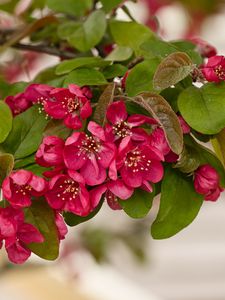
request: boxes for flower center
[57,179,79,201]
[67,97,81,113]
[79,135,101,159]
[214,65,225,80]
[113,121,131,138]
[15,184,32,196]
[125,150,151,173]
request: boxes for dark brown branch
[128,56,144,69]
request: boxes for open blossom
[194,164,224,201]
[115,137,164,189]
[2,170,47,208]
[201,55,225,82]
[5,92,32,116]
[64,121,116,185]
[55,212,68,240]
[24,83,53,104]
[105,101,156,145]
[44,84,92,129]
[45,171,91,216]
[0,207,44,264]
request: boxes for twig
[128,56,144,69]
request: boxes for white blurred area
[1,1,225,300]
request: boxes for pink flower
[24,83,53,104]
[2,170,47,208]
[90,179,134,211]
[190,38,217,58]
[45,171,91,216]
[64,121,116,185]
[36,136,65,167]
[116,137,164,189]
[44,84,92,129]
[194,164,224,201]
[121,71,129,89]
[0,206,44,264]
[149,128,170,156]
[201,55,225,82]
[178,116,191,134]
[55,212,68,240]
[81,86,93,99]
[5,92,32,116]
[105,101,156,144]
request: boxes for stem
[11,43,77,59]
[128,56,144,69]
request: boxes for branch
[12,43,77,59]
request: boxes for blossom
[201,55,225,82]
[149,128,170,156]
[45,171,91,216]
[190,38,217,58]
[194,164,224,201]
[24,83,53,104]
[105,101,156,144]
[36,136,65,167]
[55,212,68,240]
[2,170,47,208]
[5,92,32,116]
[64,121,116,185]
[0,206,44,264]
[44,84,92,129]
[178,116,191,134]
[116,137,164,189]
[90,179,134,211]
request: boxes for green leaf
[64,68,107,86]
[47,0,92,16]
[0,153,14,185]
[141,39,179,58]
[0,81,28,99]
[0,101,13,143]
[119,188,155,219]
[100,0,123,12]
[105,46,133,62]
[68,10,107,52]
[178,82,225,134]
[56,57,108,75]
[185,135,225,187]
[211,129,225,166]
[151,167,203,239]
[43,119,71,139]
[109,20,154,54]
[126,58,160,96]
[25,199,59,260]
[93,83,115,125]
[64,199,103,226]
[57,21,81,39]
[133,93,183,155]
[2,106,48,159]
[153,52,194,91]
[14,154,35,169]
[174,145,200,173]
[102,64,128,79]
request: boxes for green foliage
[0,153,14,185]
[67,10,107,52]
[126,58,160,96]
[0,101,13,143]
[109,20,154,54]
[151,166,203,239]
[119,187,155,218]
[211,129,225,166]
[2,106,48,159]
[64,68,107,86]
[178,82,225,134]
[100,0,123,12]
[56,57,109,75]
[25,199,59,260]
[105,46,133,62]
[102,64,128,79]
[46,0,93,16]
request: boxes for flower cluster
[1,82,224,264]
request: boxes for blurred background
[0,1,225,300]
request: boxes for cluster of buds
[1,82,223,264]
